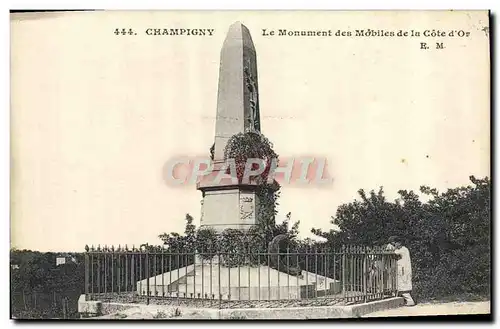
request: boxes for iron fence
[84,245,398,308]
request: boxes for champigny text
[145,28,215,36]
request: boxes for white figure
[387,236,416,306]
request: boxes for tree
[312,176,491,300]
[158,213,197,253]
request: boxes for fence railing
[84,245,398,308]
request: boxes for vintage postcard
[10,10,491,320]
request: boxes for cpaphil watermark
[162,156,333,187]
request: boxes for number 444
[114,28,137,36]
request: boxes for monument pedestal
[196,159,264,233]
[136,257,341,301]
[198,185,260,233]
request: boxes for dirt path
[363,301,490,317]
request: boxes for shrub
[195,227,218,260]
[218,229,248,267]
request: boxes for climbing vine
[223,131,282,249]
[191,132,284,266]
[223,131,278,184]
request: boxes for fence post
[381,248,385,298]
[117,246,121,295]
[154,248,158,298]
[22,290,27,310]
[145,245,150,305]
[363,246,367,303]
[305,246,309,300]
[314,247,318,299]
[84,246,89,301]
[162,245,165,298]
[104,246,108,295]
[62,297,67,319]
[90,246,95,299]
[111,246,114,296]
[392,253,398,297]
[341,245,346,302]
[218,250,222,309]
[97,246,101,296]
[286,246,290,300]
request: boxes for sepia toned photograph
[9,10,491,320]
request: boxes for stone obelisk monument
[137,23,340,298]
[197,22,262,233]
[213,21,261,160]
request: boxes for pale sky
[10,11,490,252]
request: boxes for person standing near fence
[386,236,416,306]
